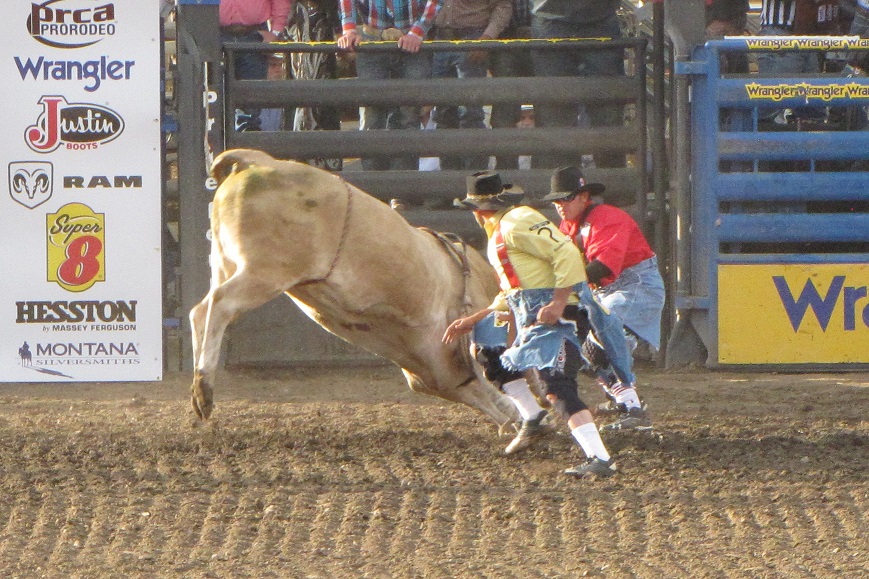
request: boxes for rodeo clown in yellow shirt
[443,172,635,479]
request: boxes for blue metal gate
[670,37,869,369]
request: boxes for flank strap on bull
[297,179,354,286]
[418,227,478,387]
[418,228,473,317]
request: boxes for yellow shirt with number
[484,206,587,311]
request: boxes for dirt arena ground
[0,364,866,578]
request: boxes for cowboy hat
[540,166,606,202]
[454,171,525,210]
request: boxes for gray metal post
[664,0,709,366]
[175,0,221,371]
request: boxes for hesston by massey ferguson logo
[25,95,124,153]
[27,0,117,49]
[47,202,105,292]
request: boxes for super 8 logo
[46,202,105,292]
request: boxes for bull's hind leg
[190,270,285,419]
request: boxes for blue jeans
[530,14,625,168]
[577,281,636,386]
[431,27,490,170]
[355,32,432,170]
[221,29,268,131]
[596,256,665,351]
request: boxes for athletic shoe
[504,410,555,455]
[595,400,627,417]
[564,457,617,478]
[599,407,653,432]
[595,399,648,418]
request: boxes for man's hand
[260,29,281,43]
[338,29,360,50]
[398,33,423,53]
[443,308,492,344]
[536,286,572,325]
[536,302,566,325]
[443,316,475,344]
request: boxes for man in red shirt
[542,166,665,431]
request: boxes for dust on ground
[0,365,866,578]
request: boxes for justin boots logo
[25,95,124,153]
[27,0,117,49]
[47,202,105,292]
[8,161,53,209]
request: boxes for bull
[189,149,519,429]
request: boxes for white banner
[1,0,163,381]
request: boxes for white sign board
[1,0,163,381]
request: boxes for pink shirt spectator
[220,0,292,33]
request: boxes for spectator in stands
[220,0,292,132]
[757,0,840,123]
[849,0,869,64]
[287,0,344,171]
[431,0,512,171]
[705,0,750,73]
[489,0,534,169]
[528,0,626,169]
[338,0,441,170]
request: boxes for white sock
[571,423,611,461]
[501,378,544,420]
[611,382,642,410]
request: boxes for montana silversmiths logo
[25,95,124,153]
[16,341,74,379]
[8,161,53,209]
[27,0,117,49]
[46,202,105,292]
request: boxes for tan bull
[189,149,519,429]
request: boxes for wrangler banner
[718,263,869,364]
[0,1,162,381]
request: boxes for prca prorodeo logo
[8,161,53,209]
[27,0,117,49]
[47,202,105,292]
[25,95,124,153]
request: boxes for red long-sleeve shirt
[559,204,655,287]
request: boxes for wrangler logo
[773,276,868,332]
[745,82,869,102]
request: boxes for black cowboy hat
[540,166,606,202]
[454,171,525,211]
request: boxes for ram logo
[8,161,53,209]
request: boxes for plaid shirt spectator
[340,0,442,38]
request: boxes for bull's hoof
[191,373,214,420]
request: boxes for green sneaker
[564,457,617,479]
[600,407,653,432]
[504,410,555,455]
